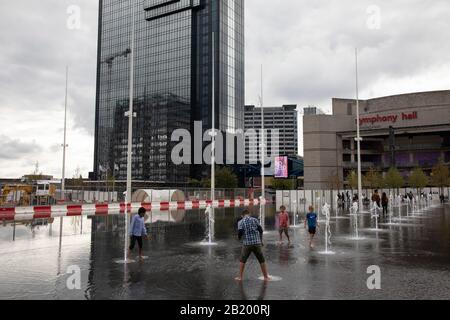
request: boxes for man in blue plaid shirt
[235,210,269,282]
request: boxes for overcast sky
[1,0,450,178]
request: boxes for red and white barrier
[0,198,271,222]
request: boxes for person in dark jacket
[381,192,389,216]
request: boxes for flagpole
[355,48,363,211]
[260,64,265,230]
[124,0,136,262]
[211,31,216,243]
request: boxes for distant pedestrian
[381,192,388,216]
[236,210,269,282]
[305,206,319,248]
[440,194,445,204]
[277,206,291,245]
[372,190,381,208]
[128,207,148,261]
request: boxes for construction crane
[99,48,132,180]
[102,48,131,66]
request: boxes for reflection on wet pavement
[0,205,449,300]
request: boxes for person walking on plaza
[278,205,291,245]
[305,206,319,248]
[372,190,381,208]
[381,192,389,217]
[128,207,148,261]
[235,210,269,282]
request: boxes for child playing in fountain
[235,210,269,282]
[305,206,319,248]
[278,205,291,245]
[128,207,148,261]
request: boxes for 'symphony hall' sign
[358,111,418,126]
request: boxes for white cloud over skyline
[1,0,450,178]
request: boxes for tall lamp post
[124,0,136,263]
[259,65,265,230]
[60,65,69,250]
[355,48,363,211]
[210,31,216,243]
[61,66,69,202]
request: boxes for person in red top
[278,206,291,244]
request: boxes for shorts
[308,227,317,235]
[240,245,265,264]
[279,227,289,236]
[129,235,143,250]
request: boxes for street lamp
[259,65,266,230]
[355,48,363,211]
[61,66,69,202]
[123,0,136,263]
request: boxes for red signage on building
[358,111,418,126]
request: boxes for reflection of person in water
[279,245,291,266]
[239,280,268,300]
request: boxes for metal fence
[0,186,264,208]
[276,187,450,215]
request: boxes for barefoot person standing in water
[305,206,319,248]
[128,207,148,261]
[278,206,291,245]
[235,210,269,282]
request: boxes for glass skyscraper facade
[94,0,244,183]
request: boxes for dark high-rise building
[244,104,299,163]
[94,0,245,183]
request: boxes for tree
[215,167,238,189]
[363,168,383,189]
[383,167,405,191]
[200,166,238,189]
[409,167,429,194]
[272,179,295,190]
[326,172,342,190]
[106,172,115,189]
[430,159,450,193]
[346,170,358,190]
[188,179,202,188]
[25,161,44,181]
[71,167,84,188]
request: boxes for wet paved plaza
[0,204,449,300]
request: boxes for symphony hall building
[303,90,450,189]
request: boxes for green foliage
[409,167,428,190]
[272,179,295,190]
[430,159,450,188]
[199,166,238,189]
[188,179,202,188]
[326,173,342,190]
[363,168,383,189]
[383,167,405,189]
[215,167,238,189]
[346,170,358,189]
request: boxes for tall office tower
[94,0,245,183]
[244,104,299,163]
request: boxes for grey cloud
[1,0,450,162]
[0,0,98,134]
[245,0,450,109]
[0,135,42,160]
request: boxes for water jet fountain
[200,205,218,246]
[318,203,335,255]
